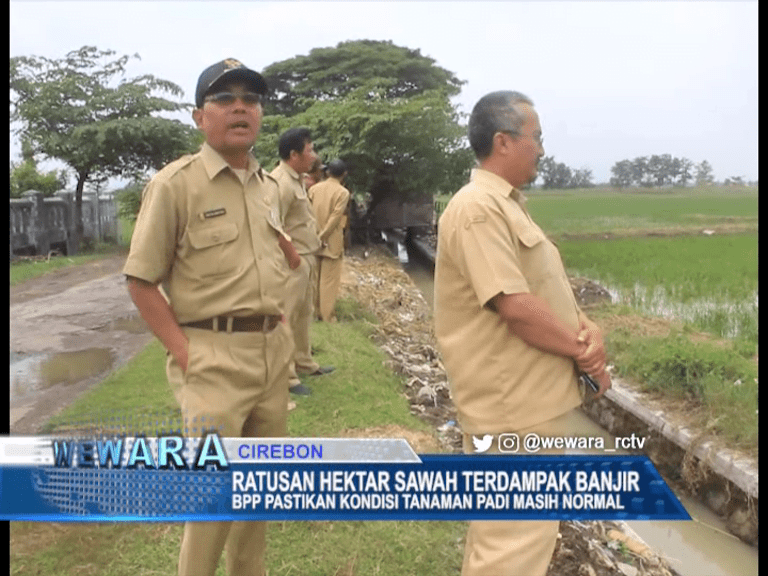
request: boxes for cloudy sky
[10,1,758,184]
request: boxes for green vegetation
[559,233,758,343]
[436,185,758,234]
[10,247,127,286]
[526,186,757,237]
[16,307,464,575]
[606,328,758,451]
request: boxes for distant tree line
[536,156,594,189]
[609,155,714,188]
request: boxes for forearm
[126,276,188,364]
[493,292,585,360]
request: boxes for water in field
[604,283,758,341]
[558,234,758,343]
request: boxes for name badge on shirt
[201,208,227,220]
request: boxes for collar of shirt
[277,160,302,182]
[199,142,263,182]
[470,167,528,212]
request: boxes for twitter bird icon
[472,434,493,453]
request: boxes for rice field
[556,233,758,343]
[516,186,759,343]
[438,184,758,450]
[526,185,757,237]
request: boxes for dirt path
[10,254,154,434]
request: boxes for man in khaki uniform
[434,91,612,576]
[123,59,292,576]
[309,159,350,322]
[271,128,334,397]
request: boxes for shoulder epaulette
[151,151,201,185]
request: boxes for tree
[609,160,634,188]
[255,41,473,222]
[569,167,594,189]
[676,157,694,187]
[261,40,464,117]
[631,156,652,187]
[537,156,572,189]
[10,46,199,250]
[10,139,67,197]
[695,160,715,186]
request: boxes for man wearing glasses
[123,59,292,576]
[434,91,611,576]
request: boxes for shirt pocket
[517,223,553,292]
[186,222,241,279]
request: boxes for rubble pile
[340,248,460,451]
[339,247,680,576]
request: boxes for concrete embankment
[405,233,758,546]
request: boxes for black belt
[181,315,281,333]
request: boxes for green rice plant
[559,234,758,343]
[526,186,757,236]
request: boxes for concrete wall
[9,190,119,257]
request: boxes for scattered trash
[339,247,679,576]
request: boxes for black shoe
[308,366,335,377]
[289,383,312,396]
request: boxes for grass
[10,214,135,286]
[436,185,758,238]
[10,247,126,286]
[525,185,758,237]
[12,301,465,576]
[604,325,758,452]
[558,233,758,343]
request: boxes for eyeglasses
[499,130,544,147]
[204,91,262,106]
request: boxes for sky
[9,1,758,185]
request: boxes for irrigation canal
[390,234,758,576]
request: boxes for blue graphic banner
[0,436,689,522]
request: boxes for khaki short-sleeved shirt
[434,168,583,434]
[270,161,322,256]
[309,177,350,259]
[122,143,288,323]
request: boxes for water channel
[398,242,758,576]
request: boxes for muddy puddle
[10,348,114,399]
[400,242,759,576]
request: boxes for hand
[575,321,606,376]
[171,336,190,374]
[591,369,612,398]
[277,234,301,270]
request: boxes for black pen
[580,372,600,393]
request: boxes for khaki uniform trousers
[167,323,291,576]
[316,255,343,322]
[284,254,320,385]
[460,409,576,576]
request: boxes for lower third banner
[0,436,690,522]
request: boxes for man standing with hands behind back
[271,128,334,397]
[309,159,350,322]
[434,91,611,576]
[123,58,292,576]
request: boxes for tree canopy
[10,139,67,198]
[10,46,199,248]
[261,40,465,117]
[255,40,473,220]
